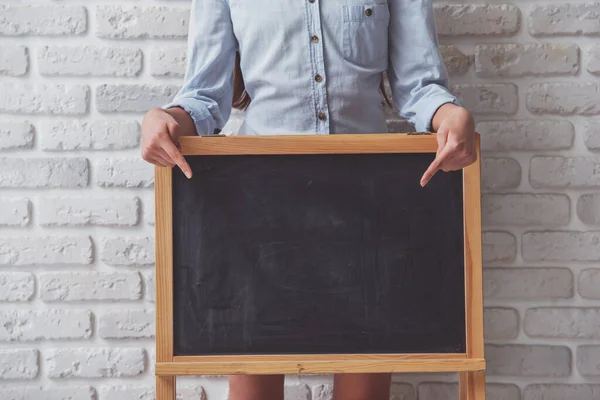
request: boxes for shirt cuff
[415,86,460,133]
[162,98,213,136]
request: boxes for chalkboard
[171,152,465,356]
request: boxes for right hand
[141,107,192,179]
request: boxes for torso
[228,0,391,135]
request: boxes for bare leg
[333,373,391,400]
[228,374,285,400]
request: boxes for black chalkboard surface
[171,152,465,356]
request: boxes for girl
[142,0,476,398]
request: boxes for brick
[99,309,154,339]
[0,5,86,36]
[0,349,38,379]
[40,272,142,302]
[488,384,522,400]
[0,310,91,341]
[586,46,600,75]
[452,84,518,115]
[440,45,472,76]
[530,4,600,36]
[96,158,154,188]
[417,383,520,400]
[486,344,571,377]
[417,383,456,400]
[39,46,141,77]
[47,348,145,378]
[478,120,574,152]
[483,231,516,264]
[41,120,140,151]
[40,197,139,227]
[101,237,154,266]
[530,157,600,188]
[145,196,155,226]
[390,383,415,400]
[0,84,89,115]
[578,194,600,225]
[96,84,179,113]
[99,385,207,400]
[482,157,521,190]
[99,386,154,400]
[96,6,189,39]
[524,384,600,400]
[584,122,600,151]
[150,46,186,77]
[484,268,573,299]
[528,84,600,115]
[483,194,570,227]
[0,45,27,76]
[387,119,415,133]
[145,271,155,302]
[484,308,519,340]
[0,236,92,266]
[0,158,88,188]
[434,5,520,36]
[0,272,34,302]
[0,121,34,150]
[0,198,30,226]
[177,386,207,400]
[523,231,600,262]
[0,386,94,400]
[312,384,333,400]
[525,308,600,339]
[577,346,600,377]
[476,44,578,77]
[149,348,155,374]
[579,269,600,299]
[285,384,311,400]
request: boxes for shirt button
[318,112,327,121]
[365,8,373,16]
[311,35,319,43]
[315,74,323,82]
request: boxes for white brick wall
[0,310,91,341]
[46,348,146,378]
[39,46,142,77]
[0,0,599,398]
[0,5,87,36]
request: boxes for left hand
[420,104,477,187]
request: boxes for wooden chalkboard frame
[154,134,485,400]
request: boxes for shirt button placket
[306,0,330,134]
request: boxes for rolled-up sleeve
[162,0,237,135]
[387,0,458,133]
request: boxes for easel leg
[157,376,176,400]
[459,371,485,400]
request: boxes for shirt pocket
[341,3,390,69]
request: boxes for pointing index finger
[161,138,192,179]
[420,145,452,187]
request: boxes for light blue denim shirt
[163,0,458,135]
